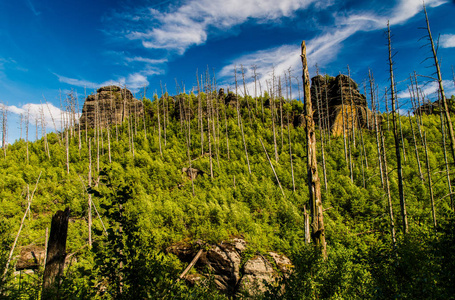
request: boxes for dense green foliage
[0,92,454,299]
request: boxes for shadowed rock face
[307,74,375,136]
[16,246,46,270]
[167,238,292,297]
[79,85,144,129]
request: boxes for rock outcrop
[182,167,205,180]
[79,86,144,129]
[15,246,46,270]
[167,238,292,298]
[304,74,374,136]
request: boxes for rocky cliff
[79,86,144,129]
[167,237,292,297]
[310,74,374,136]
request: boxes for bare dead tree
[267,79,279,163]
[164,84,168,146]
[439,103,454,210]
[423,132,437,230]
[260,137,285,197]
[235,65,241,128]
[26,107,30,164]
[2,172,42,280]
[240,115,251,175]
[1,103,7,158]
[423,4,455,165]
[66,127,70,175]
[388,21,408,234]
[287,109,296,192]
[205,74,214,178]
[380,126,397,249]
[155,93,163,158]
[196,73,204,156]
[301,41,327,258]
[252,65,258,111]
[278,77,284,152]
[370,70,385,188]
[339,74,348,163]
[315,78,328,192]
[88,139,92,246]
[241,65,252,125]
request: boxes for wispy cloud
[217,0,449,92]
[440,34,455,48]
[120,0,318,54]
[54,72,150,91]
[124,56,168,64]
[397,79,455,100]
[26,0,41,16]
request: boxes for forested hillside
[1,57,455,299]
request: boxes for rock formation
[182,167,205,180]
[301,74,374,136]
[79,86,144,129]
[15,246,46,270]
[167,237,292,297]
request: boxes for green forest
[1,25,455,297]
[1,64,455,299]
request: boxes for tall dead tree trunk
[197,74,204,156]
[408,113,424,182]
[423,132,437,230]
[424,4,455,165]
[65,129,70,175]
[301,41,327,258]
[315,81,328,192]
[2,104,7,158]
[370,71,384,188]
[339,75,348,164]
[269,81,279,163]
[42,208,70,299]
[156,94,163,158]
[388,21,408,234]
[26,108,30,164]
[241,65,252,125]
[88,139,92,247]
[207,85,214,179]
[380,127,397,249]
[439,106,454,210]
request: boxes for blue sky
[1,0,455,144]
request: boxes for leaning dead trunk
[42,208,70,299]
[423,132,437,231]
[424,4,455,165]
[301,41,327,258]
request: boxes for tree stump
[42,207,70,299]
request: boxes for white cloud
[217,0,449,94]
[0,102,74,132]
[54,74,99,90]
[55,72,150,91]
[124,0,317,54]
[125,56,168,64]
[440,34,455,48]
[397,79,455,100]
[218,21,366,94]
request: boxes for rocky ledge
[167,237,292,298]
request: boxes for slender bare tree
[301,41,327,258]
[388,21,408,234]
[423,4,455,164]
